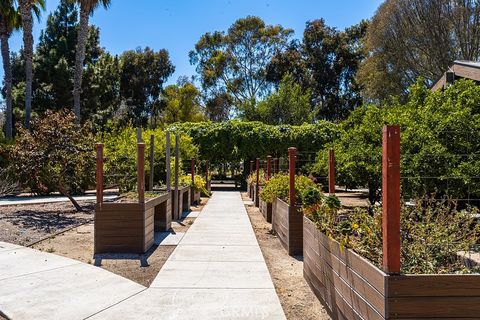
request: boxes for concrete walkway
[92,191,286,319]
[0,242,146,319]
[0,191,285,319]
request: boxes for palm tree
[18,0,44,129]
[72,0,110,123]
[0,0,20,140]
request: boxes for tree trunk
[0,28,13,140]
[57,184,83,212]
[73,7,89,123]
[19,0,33,129]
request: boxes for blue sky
[7,0,383,84]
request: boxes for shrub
[102,125,198,192]
[246,170,265,185]
[260,173,321,205]
[9,110,95,210]
[305,197,480,274]
[178,174,209,196]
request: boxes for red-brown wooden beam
[205,160,209,184]
[255,158,260,185]
[266,155,272,181]
[137,143,145,204]
[328,149,336,194]
[382,125,401,275]
[288,147,297,207]
[95,143,104,205]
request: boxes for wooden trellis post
[255,158,260,206]
[328,149,335,194]
[149,135,154,191]
[250,160,254,174]
[95,143,104,206]
[288,147,297,207]
[266,155,272,181]
[174,134,180,219]
[137,143,145,204]
[382,125,401,275]
[166,131,171,191]
[191,159,195,184]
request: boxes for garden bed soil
[242,192,331,320]
[0,202,94,246]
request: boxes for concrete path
[0,242,146,320]
[0,191,286,319]
[92,191,286,319]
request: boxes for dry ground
[241,193,331,320]
[1,198,208,287]
[0,202,94,246]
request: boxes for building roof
[432,60,480,91]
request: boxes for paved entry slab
[94,191,286,319]
[0,244,145,320]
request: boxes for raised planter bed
[171,185,190,220]
[303,216,480,320]
[191,189,201,205]
[259,196,272,223]
[272,197,303,255]
[250,182,256,200]
[94,192,171,254]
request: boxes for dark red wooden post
[328,149,336,194]
[255,158,260,185]
[95,143,104,205]
[288,147,297,207]
[266,155,272,181]
[137,143,145,204]
[382,125,401,274]
[191,159,195,185]
[250,160,254,174]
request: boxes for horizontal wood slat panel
[388,297,480,318]
[388,275,480,297]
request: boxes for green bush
[102,125,198,192]
[178,174,209,196]
[260,173,321,205]
[9,110,95,196]
[246,170,265,185]
[313,79,480,204]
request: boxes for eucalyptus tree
[71,0,110,122]
[0,0,20,139]
[18,0,45,129]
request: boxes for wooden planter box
[191,189,201,205]
[171,185,191,220]
[303,217,480,320]
[94,192,171,254]
[272,198,303,256]
[247,182,251,196]
[250,182,256,200]
[259,198,272,223]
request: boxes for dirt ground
[1,198,208,287]
[0,202,94,246]
[241,193,331,320]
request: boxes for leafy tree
[70,0,111,122]
[9,110,95,210]
[267,19,367,120]
[102,125,198,192]
[257,73,312,125]
[12,0,102,117]
[358,0,480,102]
[81,51,120,129]
[18,0,45,129]
[205,92,232,122]
[119,47,175,127]
[313,79,480,205]
[160,80,205,125]
[190,16,292,118]
[0,0,21,140]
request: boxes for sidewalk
[0,191,286,319]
